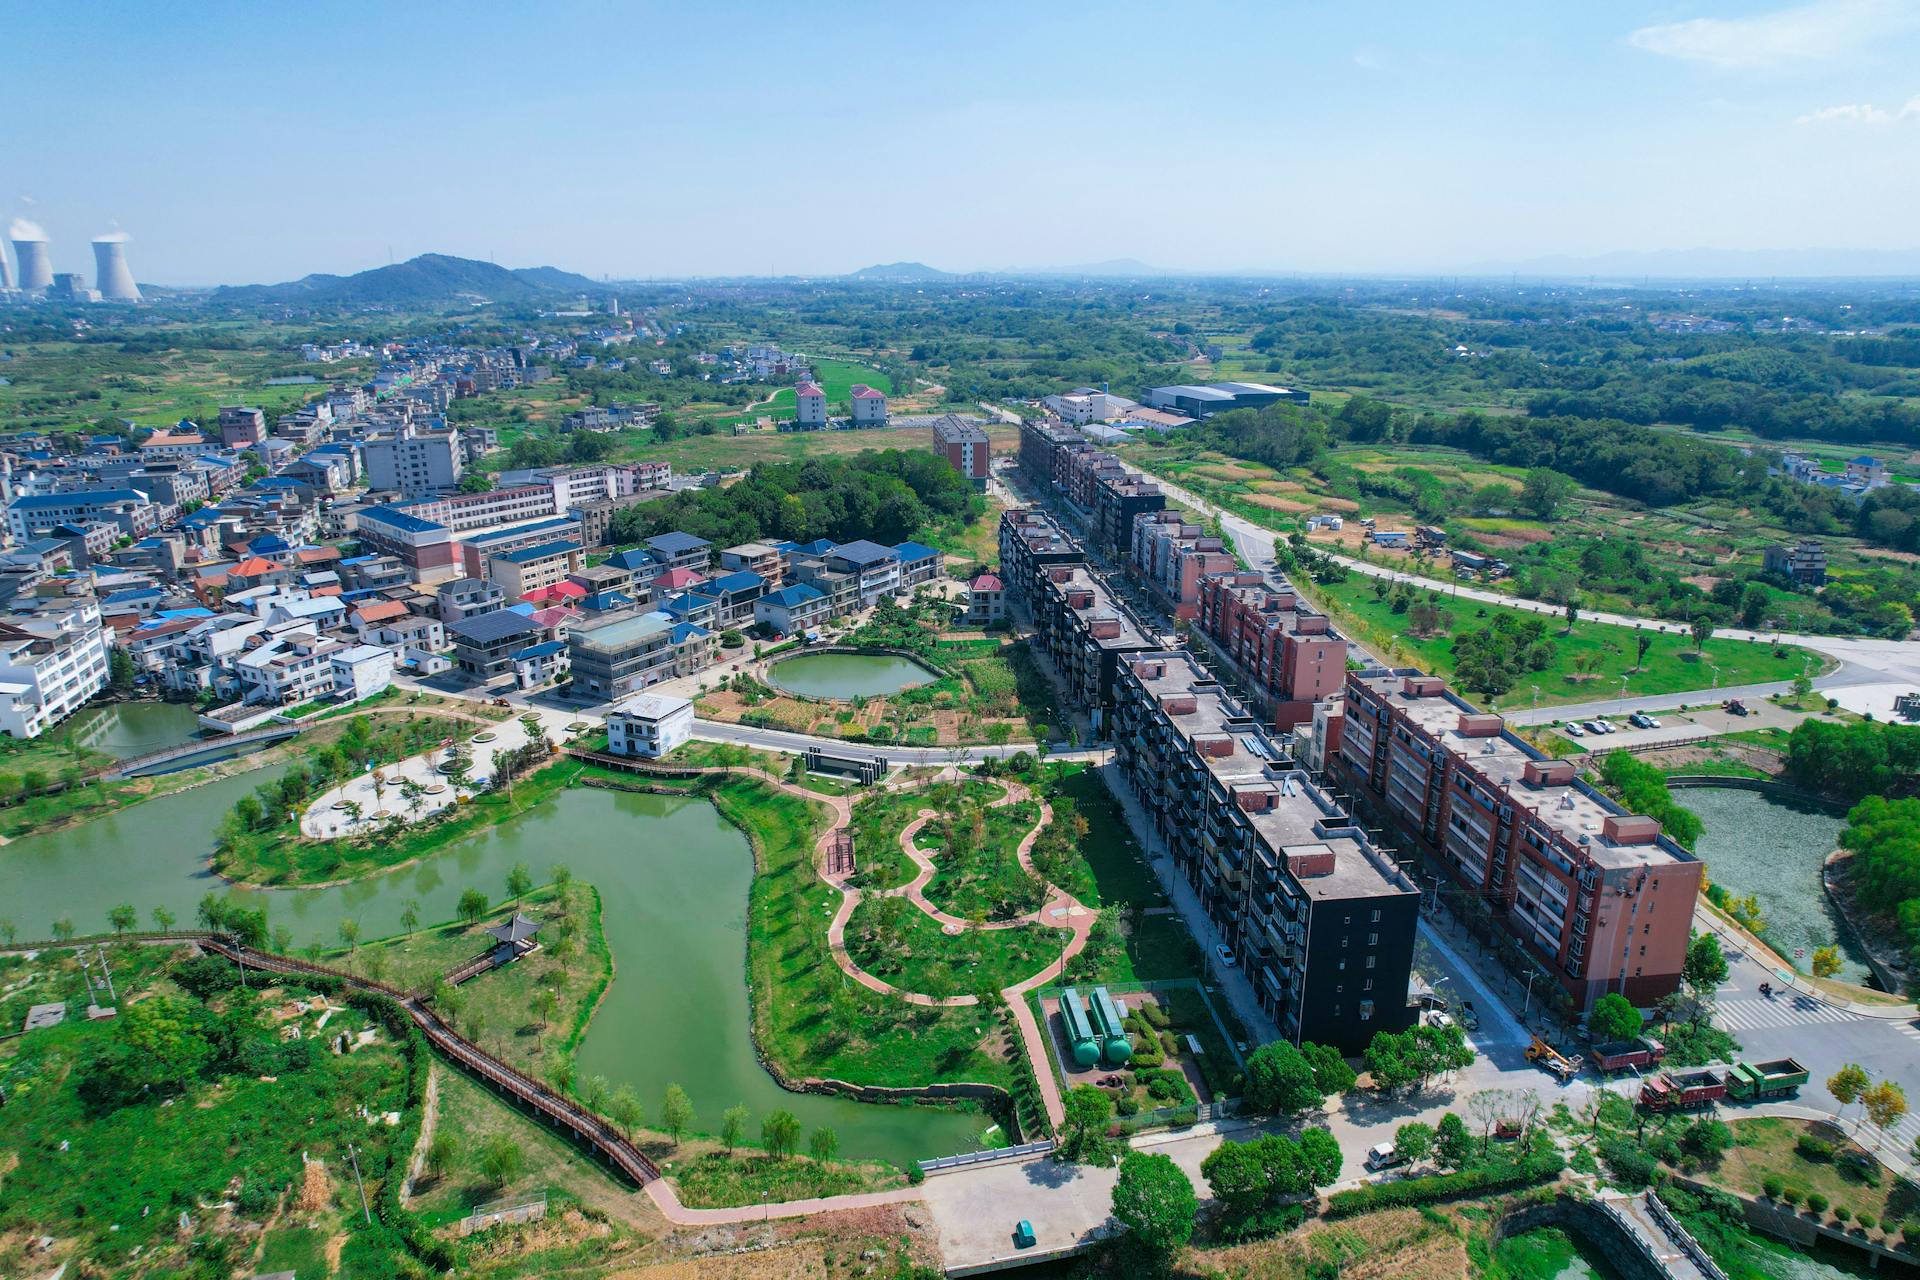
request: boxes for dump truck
[1726,1058,1809,1101]
[1590,1037,1666,1074]
[1526,1035,1584,1082]
[1639,1067,1728,1111]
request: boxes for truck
[1639,1067,1728,1111]
[1726,1058,1809,1101]
[1590,1037,1666,1074]
[1526,1035,1584,1083]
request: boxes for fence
[460,1194,547,1236]
[1648,1190,1733,1280]
[918,1140,1055,1175]
[1111,1099,1239,1135]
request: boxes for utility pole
[346,1143,372,1224]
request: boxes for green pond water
[766,651,938,700]
[66,701,208,758]
[0,771,985,1166]
[1683,787,1868,984]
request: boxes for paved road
[1139,469,1920,698]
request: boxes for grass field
[1300,571,1819,710]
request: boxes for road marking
[1715,998,1860,1032]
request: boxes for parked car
[1725,699,1751,716]
[1215,943,1237,968]
[1459,1000,1480,1030]
[1563,722,1586,738]
[1628,712,1661,729]
[1584,720,1611,735]
[1365,1142,1409,1171]
[1427,1010,1455,1030]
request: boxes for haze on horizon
[8,0,1920,286]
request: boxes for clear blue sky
[6,1,1918,284]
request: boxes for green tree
[118,995,212,1092]
[457,888,488,926]
[1520,468,1574,520]
[107,903,136,936]
[1435,1112,1472,1168]
[506,862,533,900]
[337,918,359,953]
[1682,1117,1733,1160]
[1301,1042,1357,1095]
[609,1086,643,1139]
[52,916,76,943]
[762,1108,801,1159]
[721,1104,749,1156]
[1111,1150,1198,1257]
[1682,933,1728,1017]
[1864,1080,1908,1144]
[1829,1063,1871,1127]
[1690,615,1715,652]
[479,1135,523,1188]
[1589,992,1642,1043]
[1200,1139,1269,1219]
[1062,1085,1113,1158]
[425,1132,457,1181]
[108,648,137,693]
[1297,1127,1342,1188]
[1811,946,1843,979]
[399,899,420,937]
[809,1127,838,1163]
[1395,1120,1435,1164]
[1242,1040,1327,1116]
[661,1083,693,1144]
[151,906,176,934]
[532,986,558,1031]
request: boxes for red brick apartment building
[1195,571,1348,730]
[1128,512,1238,620]
[1335,668,1702,1010]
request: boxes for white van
[1365,1142,1408,1172]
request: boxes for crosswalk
[1714,997,1864,1032]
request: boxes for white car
[1427,1010,1455,1030]
[1586,720,1613,735]
[1563,723,1586,738]
[1215,944,1237,968]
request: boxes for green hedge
[1325,1153,1564,1217]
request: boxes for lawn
[340,881,610,1078]
[920,794,1046,923]
[1713,1116,1920,1232]
[721,775,1014,1091]
[843,894,1059,1000]
[1300,571,1818,711]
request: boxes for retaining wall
[1496,1196,1673,1280]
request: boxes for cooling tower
[0,241,13,290]
[11,238,51,292]
[92,237,140,302]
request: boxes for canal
[1682,786,1868,984]
[0,769,986,1166]
[766,651,939,700]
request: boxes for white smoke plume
[8,217,47,242]
[93,230,131,244]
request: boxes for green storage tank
[1090,986,1133,1065]
[1060,988,1102,1067]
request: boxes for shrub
[1807,1192,1830,1215]
[1116,1095,1140,1117]
[1762,1176,1785,1199]
[1781,1185,1804,1206]
[906,1163,925,1186]
[1858,1211,1877,1231]
[1325,1153,1565,1217]
[1598,1137,1658,1189]
[1834,1205,1852,1224]
[1139,1002,1170,1029]
[1796,1134,1836,1162]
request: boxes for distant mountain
[212,253,600,306]
[846,261,954,282]
[1465,246,1920,280]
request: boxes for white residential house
[605,692,694,759]
[331,644,397,701]
[0,606,111,739]
[235,629,345,704]
[794,381,827,428]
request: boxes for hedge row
[1325,1152,1565,1218]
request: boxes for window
[1366,955,1376,969]
[1371,909,1382,922]
[1359,1000,1374,1020]
[1368,933,1379,946]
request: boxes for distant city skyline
[8,0,1920,285]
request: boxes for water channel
[1681,786,1867,984]
[766,651,939,700]
[66,701,207,758]
[0,768,985,1166]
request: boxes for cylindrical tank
[1090,987,1134,1065]
[11,237,52,292]
[1060,988,1101,1067]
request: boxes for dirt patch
[1244,492,1311,513]
[323,1232,346,1274]
[297,1158,333,1213]
[1192,1206,1471,1280]
[1858,545,1920,566]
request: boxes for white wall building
[605,692,694,759]
[331,644,397,702]
[794,381,827,428]
[0,606,111,739]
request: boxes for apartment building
[486,540,584,599]
[753,583,833,634]
[0,604,111,739]
[7,490,159,542]
[568,608,716,701]
[1112,649,1419,1052]
[794,381,828,428]
[1091,469,1166,558]
[645,531,712,574]
[235,628,346,705]
[1128,511,1237,620]
[1337,668,1703,1010]
[408,484,556,532]
[1017,419,1092,495]
[850,384,889,427]
[998,507,1086,599]
[218,406,267,448]
[456,516,584,579]
[1194,571,1348,730]
[436,577,506,623]
[1026,560,1157,731]
[352,505,461,582]
[448,610,547,683]
[932,415,991,489]
[1763,540,1828,587]
[362,425,464,498]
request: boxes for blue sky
[6,0,1919,283]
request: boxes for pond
[65,701,208,759]
[1496,1226,1624,1280]
[0,770,985,1166]
[766,651,939,701]
[1682,786,1868,984]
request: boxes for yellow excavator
[1526,1035,1583,1082]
